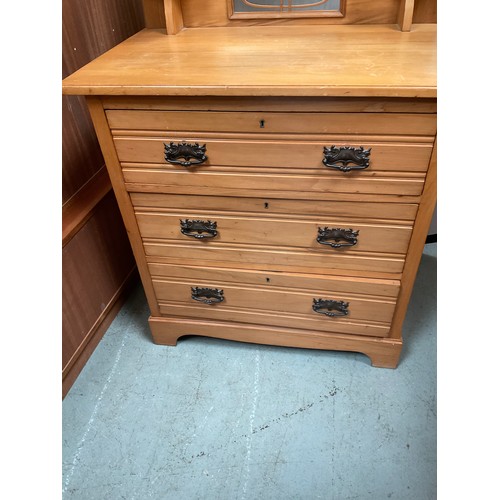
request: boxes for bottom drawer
[150,264,399,338]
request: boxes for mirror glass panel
[233,0,342,14]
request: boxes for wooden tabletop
[62,24,436,98]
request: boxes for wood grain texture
[158,302,392,337]
[130,192,419,221]
[164,0,184,34]
[114,136,433,172]
[63,269,139,398]
[148,262,401,296]
[62,25,437,98]
[388,139,436,339]
[182,0,400,27]
[102,96,438,113]
[62,0,145,396]
[398,0,415,31]
[413,0,436,23]
[106,110,436,136]
[149,316,403,367]
[62,193,136,384]
[135,210,413,254]
[153,277,397,323]
[123,168,425,197]
[62,0,145,202]
[62,166,112,246]
[86,97,161,316]
[143,240,406,274]
[143,0,166,28]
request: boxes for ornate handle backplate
[312,298,349,317]
[323,145,371,172]
[180,219,218,239]
[164,141,207,167]
[191,287,224,305]
[317,227,359,248]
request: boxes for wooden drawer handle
[317,227,359,248]
[323,145,371,172]
[312,298,349,318]
[180,219,218,239]
[191,287,224,305]
[164,141,207,167]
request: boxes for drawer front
[114,137,432,172]
[135,211,413,255]
[107,110,437,136]
[153,279,396,324]
[157,302,391,337]
[131,193,420,221]
[150,265,399,337]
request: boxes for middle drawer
[135,210,413,255]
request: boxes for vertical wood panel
[413,0,436,23]
[164,0,184,34]
[62,0,145,203]
[142,0,166,28]
[62,194,136,380]
[62,0,145,396]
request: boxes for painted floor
[62,243,437,500]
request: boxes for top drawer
[106,110,436,137]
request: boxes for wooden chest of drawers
[63,23,436,368]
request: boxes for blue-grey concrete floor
[62,243,436,500]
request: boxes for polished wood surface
[62,25,436,98]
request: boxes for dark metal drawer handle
[164,141,207,167]
[312,298,349,318]
[317,227,359,248]
[323,145,371,172]
[180,219,218,239]
[191,287,224,305]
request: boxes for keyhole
[259,119,265,128]
[264,202,269,209]
[266,277,270,283]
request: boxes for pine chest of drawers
[63,24,437,368]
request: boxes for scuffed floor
[62,243,437,500]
